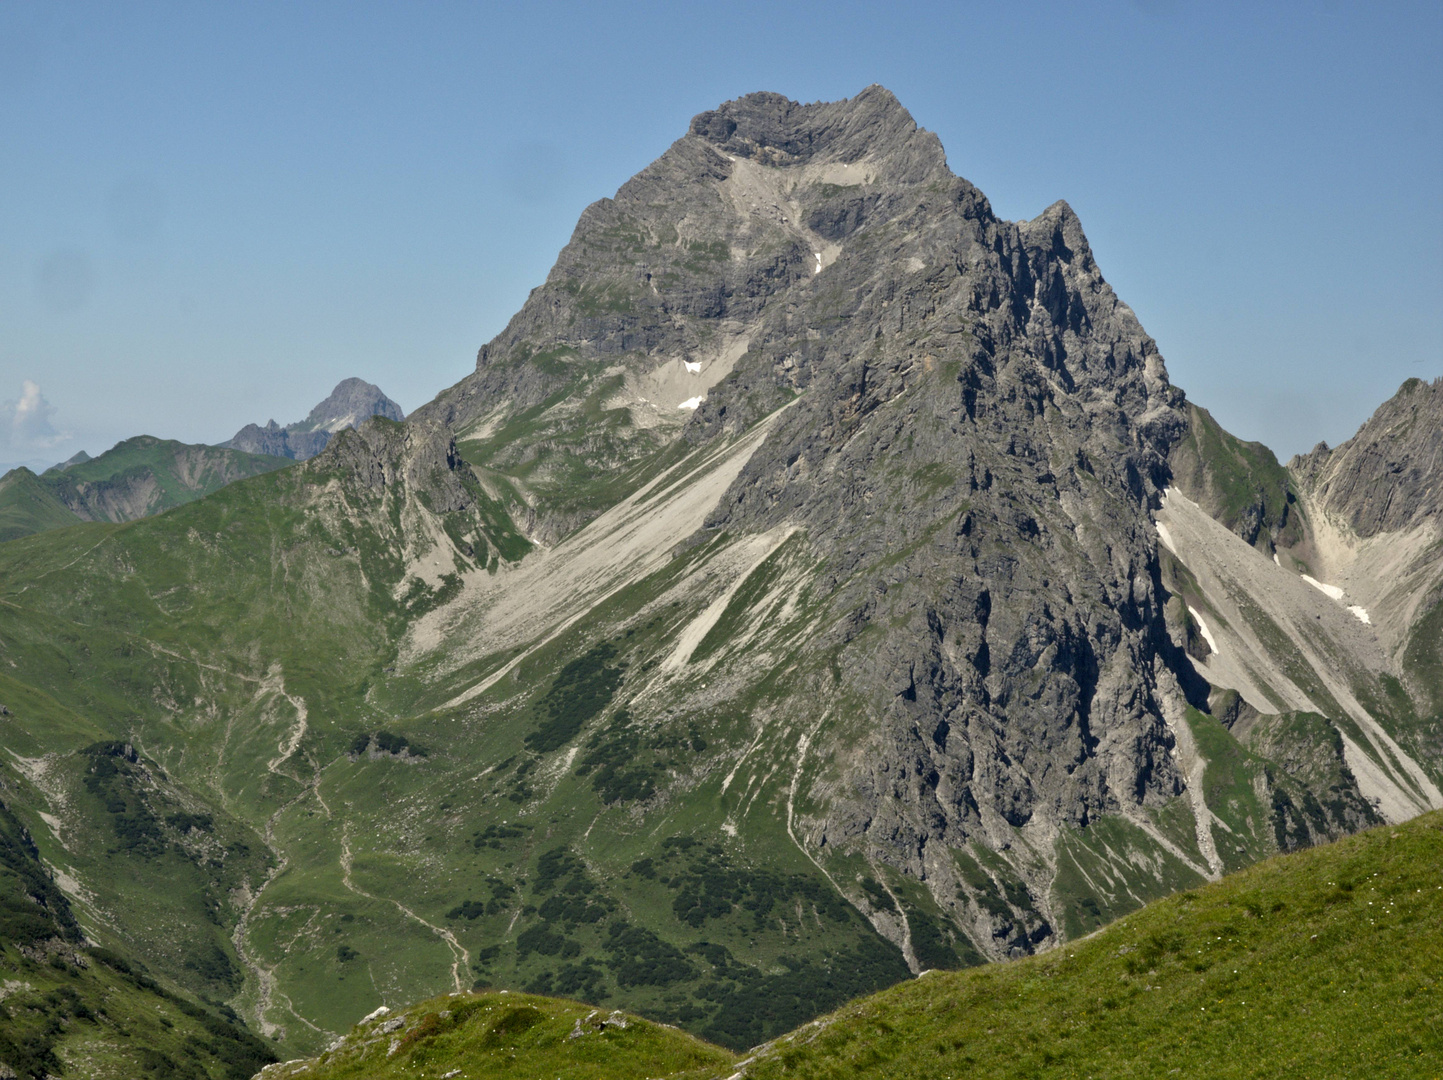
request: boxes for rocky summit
[0,87,1437,1071]
[226,377,404,460]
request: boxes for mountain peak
[1290,374,1443,536]
[294,377,405,435]
[225,378,404,460]
[686,84,947,182]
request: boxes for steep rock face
[226,378,403,461]
[1290,377,1442,537]
[676,105,1196,889]
[412,86,958,542]
[413,87,1224,958]
[227,419,330,460]
[316,417,478,515]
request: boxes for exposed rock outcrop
[1290,376,1442,537]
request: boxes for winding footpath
[338,823,472,994]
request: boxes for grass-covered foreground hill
[264,811,1443,1080]
[255,992,735,1080]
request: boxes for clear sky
[2,1,1439,470]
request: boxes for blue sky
[2,1,1439,468]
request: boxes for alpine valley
[1,88,1439,1078]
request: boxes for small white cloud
[2,380,69,450]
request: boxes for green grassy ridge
[1,436,292,539]
[1403,593,1443,721]
[0,468,82,541]
[1168,402,1301,551]
[259,991,735,1080]
[734,811,1443,1079]
[0,939,277,1080]
[44,434,286,488]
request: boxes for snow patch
[1187,606,1219,654]
[1301,574,1346,601]
[813,252,822,275]
[1273,552,1281,567]
[1155,521,1178,555]
[1348,605,1372,625]
[678,396,705,410]
[683,360,701,374]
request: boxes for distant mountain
[0,435,289,540]
[49,449,93,472]
[0,455,65,475]
[224,377,404,460]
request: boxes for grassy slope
[13,436,291,536]
[0,468,82,541]
[0,437,291,542]
[47,435,289,493]
[0,945,277,1080]
[0,796,276,1080]
[737,811,1443,1079]
[254,811,1443,1080]
[1168,402,1301,550]
[259,991,734,1080]
[452,350,689,538]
